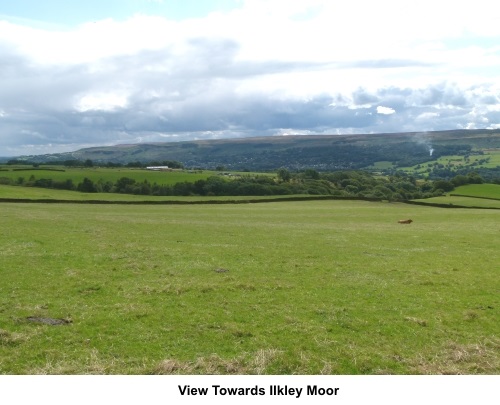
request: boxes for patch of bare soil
[26,317,72,326]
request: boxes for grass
[451,184,500,200]
[481,149,500,167]
[399,150,500,175]
[0,166,267,186]
[412,184,500,208]
[0,184,312,202]
[365,161,395,170]
[1,200,498,374]
[412,196,500,209]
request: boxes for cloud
[352,88,379,106]
[1,0,500,156]
[376,106,395,115]
[416,112,440,121]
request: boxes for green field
[0,184,307,203]
[412,183,500,209]
[451,184,500,199]
[366,161,395,170]
[0,166,262,186]
[1,200,498,374]
[412,196,500,209]
[400,149,500,175]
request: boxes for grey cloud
[0,83,489,156]
[1,62,91,113]
[415,83,469,107]
[129,93,379,134]
[484,109,500,123]
[352,88,379,105]
[109,38,326,85]
[375,87,412,110]
[1,36,497,156]
[479,94,499,105]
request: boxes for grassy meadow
[1,199,498,374]
[0,166,261,186]
[412,196,500,209]
[399,149,500,175]
[0,184,305,203]
[412,184,500,209]
[451,184,500,199]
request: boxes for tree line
[0,169,487,200]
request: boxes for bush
[432,180,454,192]
[0,177,13,185]
[77,178,97,193]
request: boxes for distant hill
[8,129,500,172]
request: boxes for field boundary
[449,193,500,201]
[0,196,380,205]
[2,195,500,209]
[405,200,500,210]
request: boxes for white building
[146,166,170,171]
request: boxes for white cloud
[376,106,395,115]
[416,112,440,121]
[76,93,129,112]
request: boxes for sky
[1,0,500,156]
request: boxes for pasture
[413,196,500,209]
[451,184,500,199]
[0,166,259,186]
[413,183,500,209]
[0,184,304,203]
[400,149,500,175]
[0,200,498,374]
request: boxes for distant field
[0,184,311,202]
[365,161,395,170]
[412,183,500,208]
[1,200,498,374]
[481,149,500,167]
[401,150,500,174]
[451,184,500,199]
[412,195,500,209]
[0,166,266,186]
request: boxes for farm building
[146,166,170,171]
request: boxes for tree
[432,180,454,192]
[277,168,291,182]
[451,175,469,187]
[467,172,484,184]
[114,177,136,193]
[77,177,97,192]
[304,169,320,179]
[202,176,228,195]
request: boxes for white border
[1,375,498,405]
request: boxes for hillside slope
[11,129,500,171]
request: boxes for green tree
[277,168,291,182]
[467,172,484,184]
[432,180,454,192]
[77,177,97,192]
[451,175,469,187]
[114,177,136,193]
[304,169,320,179]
